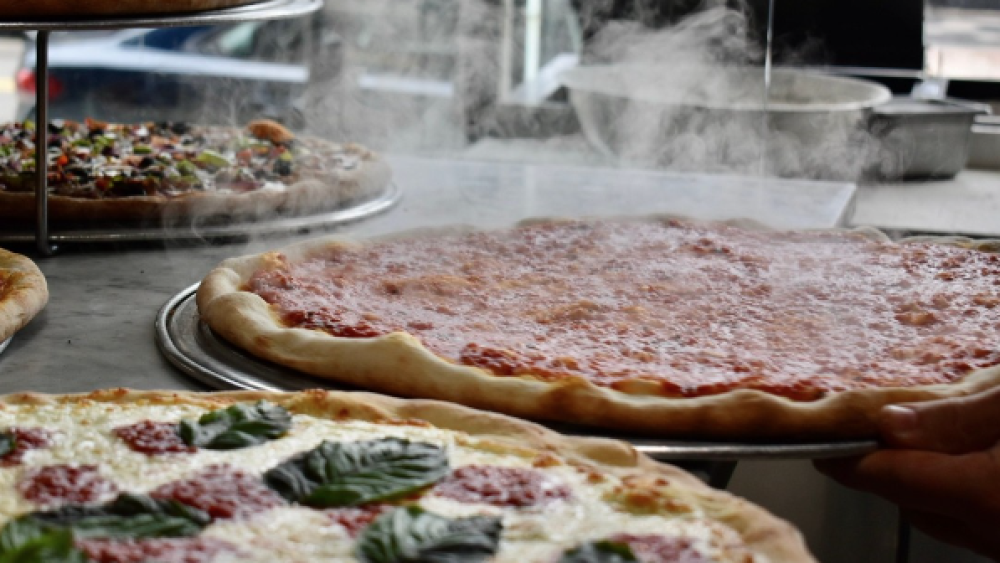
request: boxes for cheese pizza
[0,389,815,563]
[196,217,1000,439]
[0,248,48,344]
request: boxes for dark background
[573,0,925,70]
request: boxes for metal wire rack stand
[0,0,324,255]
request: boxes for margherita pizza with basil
[0,248,48,344]
[0,119,390,224]
[196,217,1000,439]
[0,389,814,562]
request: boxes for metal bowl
[559,65,892,180]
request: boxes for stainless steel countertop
[855,169,1000,237]
[0,156,856,395]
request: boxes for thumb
[880,387,1000,454]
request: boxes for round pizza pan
[156,283,879,461]
[0,338,10,357]
[0,0,321,30]
[0,183,401,245]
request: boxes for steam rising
[27,1,895,246]
[569,5,888,180]
[584,7,760,66]
[304,1,892,182]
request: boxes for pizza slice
[0,248,48,343]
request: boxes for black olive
[48,120,65,134]
[108,178,151,197]
[65,167,90,180]
[273,159,293,176]
[170,122,190,135]
[47,136,62,148]
[101,146,115,157]
[139,156,155,169]
[253,169,267,179]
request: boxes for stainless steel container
[869,97,989,180]
[968,115,1000,171]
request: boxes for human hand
[815,386,1000,560]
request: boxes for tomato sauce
[114,421,195,455]
[248,220,1000,400]
[326,504,393,537]
[1,427,52,466]
[150,464,284,520]
[19,464,118,505]
[77,537,237,563]
[610,534,711,563]
[433,465,571,507]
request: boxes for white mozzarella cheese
[0,402,761,563]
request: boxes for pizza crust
[0,144,391,225]
[0,249,49,343]
[197,217,1000,440]
[0,388,817,563]
[0,0,266,17]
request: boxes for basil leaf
[355,506,502,563]
[558,541,639,563]
[29,493,210,540]
[0,518,87,563]
[0,433,14,458]
[0,518,49,553]
[263,438,448,507]
[179,401,292,450]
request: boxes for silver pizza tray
[0,338,11,357]
[0,184,401,244]
[156,284,879,461]
[0,0,322,30]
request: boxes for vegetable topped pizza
[0,389,815,563]
[0,119,390,223]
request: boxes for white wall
[0,37,23,123]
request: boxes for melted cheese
[249,220,1000,400]
[0,402,764,563]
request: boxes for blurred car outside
[14,14,341,130]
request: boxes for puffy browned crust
[0,388,817,563]
[0,144,391,225]
[0,248,48,343]
[0,0,265,17]
[196,217,1000,440]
